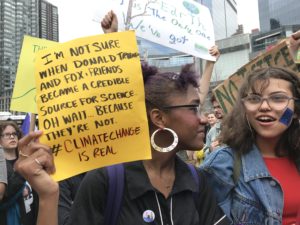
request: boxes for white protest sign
[97,0,215,60]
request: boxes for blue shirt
[200,144,295,225]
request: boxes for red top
[264,157,300,225]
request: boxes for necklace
[154,192,174,225]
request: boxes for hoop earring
[150,128,178,152]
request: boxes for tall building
[251,0,300,58]
[258,0,300,32]
[250,24,300,59]
[40,0,58,41]
[0,0,58,112]
[201,0,238,40]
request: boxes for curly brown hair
[220,66,300,163]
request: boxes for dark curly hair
[142,62,199,108]
[220,66,300,165]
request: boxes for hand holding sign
[96,0,215,60]
[289,30,300,63]
[101,10,118,33]
[209,45,220,61]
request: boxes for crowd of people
[1,10,300,225]
[0,121,39,225]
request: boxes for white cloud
[236,0,260,33]
[47,0,106,42]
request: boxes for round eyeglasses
[1,132,18,139]
[242,94,299,111]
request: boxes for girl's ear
[148,108,167,128]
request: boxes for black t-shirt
[58,172,86,225]
[0,159,38,225]
[68,157,230,225]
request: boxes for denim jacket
[200,144,292,225]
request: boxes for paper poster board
[213,41,300,113]
[10,36,58,113]
[99,0,215,60]
[35,31,151,181]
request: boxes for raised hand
[288,30,300,60]
[15,131,57,198]
[101,10,118,34]
[208,45,220,62]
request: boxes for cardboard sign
[213,41,300,113]
[292,31,300,64]
[99,0,215,60]
[10,36,58,113]
[296,49,300,64]
[35,31,151,181]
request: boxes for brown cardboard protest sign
[213,41,300,114]
[296,49,300,64]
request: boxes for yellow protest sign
[35,31,151,181]
[10,35,58,113]
[213,41,300,113]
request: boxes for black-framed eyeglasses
[1,132,18,139]
[163,104,201,115]
[242,94,299,111]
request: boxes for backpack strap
[104,164,125,225]
[187,163,199,202]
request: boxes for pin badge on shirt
[279,107,294,126]
[142,210,155,223]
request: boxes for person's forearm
[37,186,59,225]
[199,61,215,105]
[13,130,58,225]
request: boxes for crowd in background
[1,10,300,225]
